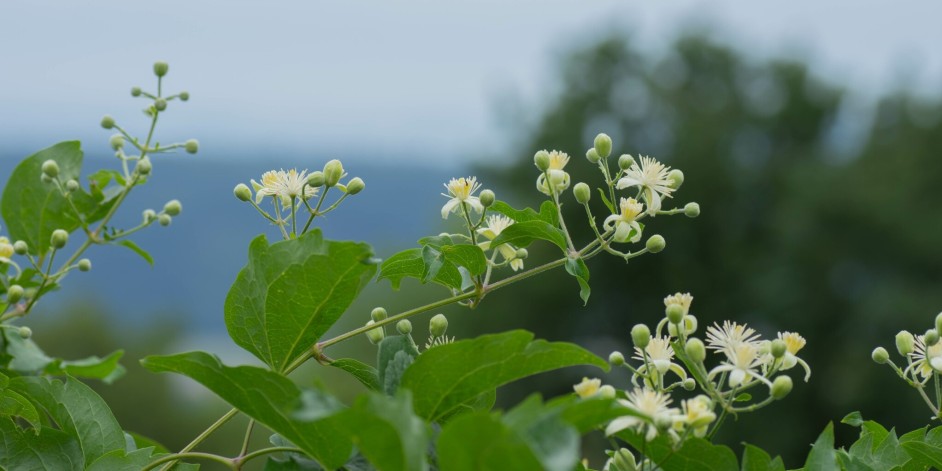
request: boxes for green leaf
[378,247,463,291]
[564,257,591,305]
[489,200,559,226]
[741,444,785,471]
[489,220,568,251]
[616,431,737,471]
[142,351,351,469]
[901,440,942,469]
[842,411,865,427]
[115,240,154,266]
[329,358,380,391]
[733,392,753,403]
[330,391,430,471]
[7,376,126,467]
[377,335,420,396]
[437,412,545,471]
[0,417,84,471]
[85,447,157,471]
[804,423,840,471]
[124,431,170,454]
[46,350,126,384]
[224,231,377,372]
[0,387,42,431]
[596,188,616,214]
[2,330,53,373]
[441,244,487,276]
[502,396,581,471]
[400,330,608,421]
[549,396,636,434]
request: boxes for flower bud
[158,214,172,226]
[534,150,551,171]
[154,98,168,111]
[515,248,528,259]
[184,139,199,154]
[370,307,388,322]
[179,91,190,101]
[630,324,651,349]
[598,384,616,399]
[667,169,685,190]
[40,174,54,184]
[136,158,152,176]
[573,377,601,398]
[684,202,700,218]
[18,326,32,339]
[346,177,365,195]
[682,378,696,391]
[936,313,942,337]
[0,240,13,259]
[41,160,59,179]
[479,189,495,207]
[608,351,625,366]
[646,234,665,253]
[164,200,182,216]
[7,285,24,303]
[927,329,940,347]
[871,347,889,364]
[233,183,252,202]
[770,375,793,400]
[594,133,613,159]
[50,229,69,249]
[618,154,635,170]
[685,338,706,363]
[100,115,115,129]
[771,339,788,359]
[896,330,915,356]
[585,148,601,164]
[396,320,413,335]
[153,61,169,77]
[13,240,28,255]
[76,258,92,272]
[364,320,384,345]
[110,134,125,150]
[611,449,637,471]
[131,87,142,97]
[143,209,157,223]
[573,182,591,204]
[65,179,80,192]
[323,160,344,187]
[429,313,448,337]
[666,304,684,324]
[307,171,325,187]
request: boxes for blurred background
[3,0,942,468]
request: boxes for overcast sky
[2,1,940,166]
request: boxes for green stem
[157,408,240,471]
[144,452,234,471]
[238,419,256,458]
[235,447,305,467]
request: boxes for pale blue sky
[2,1,940,166]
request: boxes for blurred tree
[476,33,942,465]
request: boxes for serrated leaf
[564,257,591,305]
[441,244,487,276]
[2,330,53,373]
[0,386,42,431]
[804,422,840,471]
[331,391,429,471]
[329,358,380,391]
[46,350,126,384]
[0,417,84,471]
[489,200,559,226]
[115,240,154,266]
[502,396,582,471]
[224,230,377,372]
[437,412,545,471]
[86,447,157,471]
[378,247,463,291]
[901,440,942,469]
[378,335,420,396]
[741,444,785,471]
[489,220,568,251]
[842,411,865,427]
[400,330,608,421]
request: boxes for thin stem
[144,452,234,471]
[157,408,240,471]
[235,447,305,467]
[238,419,256,458]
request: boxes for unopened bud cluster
[872,311,942,416]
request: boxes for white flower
[573,377,602,398]
[0,236,13,261]
[251,169,318,206]
[777,331,812,381]
[708,342,771,388]
[909,335,942,379]
[672,395,716,437]
[632,336,686,383]
[477,215,523,271]
[615,156,674,214]
[605,388,679,441]
[441,176,484,219]
[705,321,761,352]
[603,198,644,243]
[664,292,694,316]
[536,150,571,196]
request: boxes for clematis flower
[672,395,716,437]
[909,335,942,379]
[536,150,571,196]
[477,215,523,271]
[705,321,761,352]
[573,377,602,398]
[251,169,318,206]
[776,331,811,381]
[615,156,674,214]
[632,336,687,384]
[708,342,771,388]
[664,292,694,316]
[0,236,13,262]
[441,176,484,219]
[603,197,644,243]
[605,388,679,441]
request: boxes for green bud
[50,229,69,249]
[346,177,365,195]
[608,351,625,366]
[927,329,940,347]
[667,315,698,337]
[611,448,637,471]
[370,307,388,322]
[158,214,172,226]
[365,320,385,345]
[770,375,793,400]
[618,154,635,170]
[585,148,601,164]
[153,61,169,77]
[13,240,28,255]
[40,174,53,184]
[646,234,666,253]
[136,158,152,176]
[667,169,685,190]
[184,139,199,154]
[233,183,252,202]
[479,189,495,207]
[154,98,167,111]
[41,159,59,178]
[685,338,706,363]
[682,378,696,391]
[110,134,125,150]
[7,285,24,303]
[323,159,344,187]
[100,115,115,129]
[630,324,651,349]
[307,171,325,187]
[164,200,182,216]
[684,202,700,218]
[396,320,413,335]
[666,304,685,324]
[429,314,448,337]
[871,347,889,364]
[573,182,591,204]
[131,87,142,97]
[18,326,32,339]
[143,209,157,223]
[598,385,616,399]
[78,258,92,272]
[896,330,915,356]
[936,313,942,336]
[594,133,613,159]
[534,150,551,171]
[771,339,787,358]
[179,91,190,101]
[515,248,528,259]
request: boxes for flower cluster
[872,312,942,418]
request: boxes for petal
[604,416,639,436]
[646,188,662,214]
[603,214,619,231]
[614,221,630,243]
[616,176,642,189]
[441,198,459,219]
[466,198,484,214]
